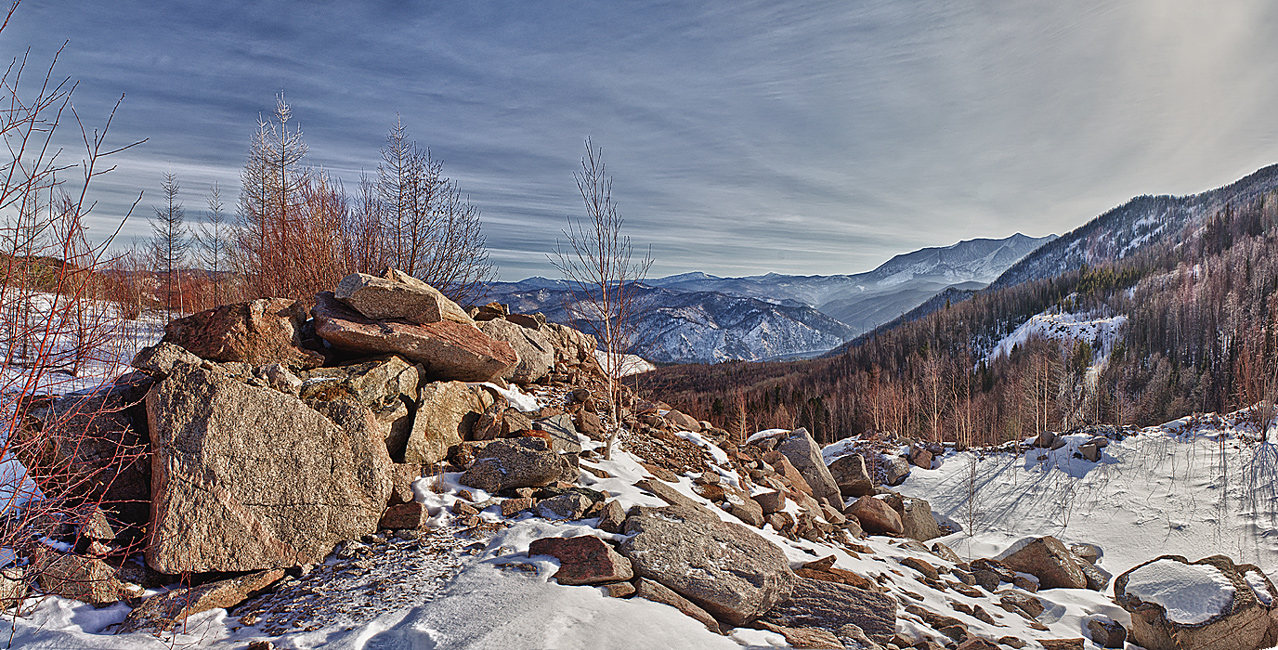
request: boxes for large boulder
[846,496,903,537]
[619,504,794,626]
[774,429,840,504]
[145,363,392,573]
[760,576,897,641]
[828,453,875,498]
[312,292,516,382]
[162,298,323,369]
[528,536,633,585]
[478,318,554,384]
[996,536,1088,590]
[458,437,561,493]
[334,269,473,325]
[403,381,489,464]
[544,322,597,363]
[1115,555,1278,650]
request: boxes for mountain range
[486,233,1054,363]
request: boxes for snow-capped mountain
[484,283,854,364]
[991,163,1278,289]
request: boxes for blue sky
[8,1,1278,279]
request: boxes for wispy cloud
[8,0,1278,279]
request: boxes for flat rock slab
[620,504,794,627]
[145,364,392,573]
[479,318,554,384]
[312,292,516,383]
[118,569,284,633]
[528,536,633,585]
[635,578,722,634]
[458,438,561,493]
[335,270,472,325]
[761,577,897,640]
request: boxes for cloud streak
[7,0,1278,279]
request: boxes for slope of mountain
[483,283,854,364]
[992,163,1278,289]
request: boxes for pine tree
[150,172,189,319]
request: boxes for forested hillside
[643,191,1278,447]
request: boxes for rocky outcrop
[478,318,554,384]
[1115,554,1278,650]
[997,536,1088,590]
[312,292,516,382]
[335,269,472,325]
[300,356,422,457]
[458,438,561,493]
[145,363,392,573]
[751,428,840,504]
[162,298,323,370]
[619,504,794,626]
[760,576,897,641]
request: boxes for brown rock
[118,569,283,632]
[334,269,472,325]
[752,490,787,514]
[31,548,138,605]
[501,497,533,517]
[596,500,627,534]
[600,581,636,598]
[752,621,846,649]
[529,536,634,585]
[162,298,323,369]
[665,409,701,432]
[458,437,561,493]
[1039,640,1085,650]
[775,428,840,503]
[145,364,392,573]
[847,497,903,536]
[997,537,1087,590]
[908,446,933,469]
[312,292,516,382]
[828,453,875,498]
[881,493,944,542]
[635,578,723,634]
[1087,617,1127,648]
[761,577,897,641]
[900,557,940,581]
[575,409,605,441]
[379,502,427,529]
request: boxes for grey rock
[996,536,1087,590]
[145,364,392,573]
[775,428,840,503]
[458,438,561,493]
[479,318,554,384]
[534,413,584,454]
[761,576,897,641]
[402,381,487,465]
[620,504,794,626]
[335,270,472,325]
[635,577,723,634]
[131,342,204,378]
[828,453,875,498]
[537,492,595,520]
[881,493,944,542]
[118,569,284,633]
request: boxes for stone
[0,567,28,610]
[1115,554,1277,650]
[501,497,533,517]
[728,495,766,528]
[1079,443,1101,462]
[634,478,710,513]
[30,548,138,605]
[387,463,423,506]
[537,492,595,520]
[900,557,940,581]
[908,446,933,469]
[665,409,701,432]
[584,500,623,534]
[752,490,787,514]
[620,505,794,626]
[506,312,545,330]
[544,323,597,363]
[130,342,204,378]
[635,577,723,634]
[528,536,634,585]
[145,364,392,573]
[259,363,303,395]
[334,270,472,325]
[118,569,284,633]
[775,428,840,503]
[998,590,1044,619]
[378,502,427,529]
[760,577,897,641]
[534,414,584,454]
[828,453,875,498]
[502,408,534,437]
[312,292,517,382]
[302,356,423,457]
[403,381,486,464]
[847,497,903,537]
[458,437,561,493]
[1087,617,1127,648]
[1039,640,1085,650]
[162,298,323,369]
[1079,559,1111,591]
[996,537,1088,590]
[1070,543,1102,565]
[575,409,605,441]
[752,621,846,649]
[881,493,944,542]
[478,318,554,384]
[600,581,636,598]
[882,456,910,486]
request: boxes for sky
[7,0,1278,280]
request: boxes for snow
[984,308,1127,380]
[744,428,788,445]
[478,381,540,412]
[593,350,656,377]
[1124,559,1235,624]
[1246,570,1274,605]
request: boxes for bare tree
[235,93,308,299]
[194,182,232,306]
[149,172,187,318]
[552,139,652,459]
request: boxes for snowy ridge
[984,307,1128,375]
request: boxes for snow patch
[1124,559,1235,625]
